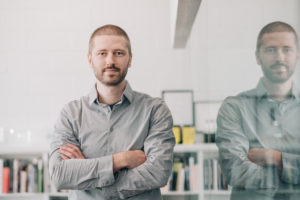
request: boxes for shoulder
[60,95,89,119]
[222,88,257,107]
[132,90,166,107]
[131,91,171,119]
[219,88,257,118]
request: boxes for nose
[275,49,285,62]
[105,53,115,66]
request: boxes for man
[49,24,175,200]
[216,21,300,200]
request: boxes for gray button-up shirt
[49,82,175,200]
[216,78,300,200]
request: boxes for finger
[66,143,80,150]
[66,144,85,159]
[65,144,82,156]
[61,155,69,160]
[59,148,76,159]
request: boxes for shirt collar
[255,78,268,99]
[88,81,134,106]
[255,77,300,100]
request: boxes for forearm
[49,150,115,190]
[281,152,300,184]
[102,137,174,199]
[220,152,281,189]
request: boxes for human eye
[97,51,106,56]
[264,47,276,54]
[114,51,125,56]
[283,48,293,54]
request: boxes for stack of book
[161,153,197,192]
[0,158,44,194]
[203,158,228,190]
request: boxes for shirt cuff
[96,155,115,188]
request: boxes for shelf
[48,193,68,197]
[174,143,218,152]
[0,144,49,156]
[162,191,199,196]
[0,193,46,197]
[204,190,231,195]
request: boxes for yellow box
[172,126,181,144]
[182,126,195,144]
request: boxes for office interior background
[0,0,299,200]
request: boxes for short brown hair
[256,21,299,52]
[88,24,132,55]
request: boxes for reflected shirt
[49,81,175,200]
[216,78,300,200]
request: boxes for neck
[96,80,126,105]
[262,77,292,101]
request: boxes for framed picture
[162,90,194,126]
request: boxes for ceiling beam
[171,0,202,48]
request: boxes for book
[27,163,38,193]
[0,159,3,194]
[188,156,195,191]
[173,161,183,191]
[38,159,43,193]
[2,160,10,194]
[13,159,19,193]
[213,159,218,190]
[20,168,27,193]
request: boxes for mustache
[271,62,286,69]
[104,64,120,71]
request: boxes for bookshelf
[0,144,230,200]
[161,143,230,200]
[0,144,68,200]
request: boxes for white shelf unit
[161,143,230,200]
[0,144,230,200]
[0,145,69,200]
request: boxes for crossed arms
[49,101,175,199]
[216,97,300,189]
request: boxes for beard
[94,63,129,86]
[261,62,294,84]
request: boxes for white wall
[185,0,300,101]
[1,0,299,141]
[0,0,189,137]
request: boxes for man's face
[256,32,299,84]
[88,35,132,86]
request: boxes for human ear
[87,53,93,68]
[255,50,261,65]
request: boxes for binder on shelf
[172,126,182,144]
[182,126,195,144]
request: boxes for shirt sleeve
[102,100,175,199]
[281,152,300,184]
[49,105,115,190]
[216,97,280,190]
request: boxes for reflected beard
[262,63,294,84]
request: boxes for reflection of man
[49,24,175,200]
[216,21,300,200]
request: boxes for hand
[124,150,147,169]
[248,148,282,169]
[59,143,86,160]
[113,150,146,172]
